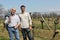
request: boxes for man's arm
[14,15,21,29]
[28,13,32,30]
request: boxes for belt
[8,26,15,28]
[8,26,17,30]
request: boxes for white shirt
[5,14,20,27]
[19,12,32,28]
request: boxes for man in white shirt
[5,8,20,40]
[19,5,33,40]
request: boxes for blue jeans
[21,28,33,40]
[8,27,20,40]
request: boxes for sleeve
[28,13,32,26]
[17,15,21,24]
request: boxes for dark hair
[20,5,25,8]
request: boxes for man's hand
[18,24,21,31]
[14,26,18,29]
[29,25,32,30]
[14,24,21,29]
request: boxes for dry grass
[0,18,60,40]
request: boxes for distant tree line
[31,12,60,18]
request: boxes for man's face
[11,8,16,15]
[21,7,25,12]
